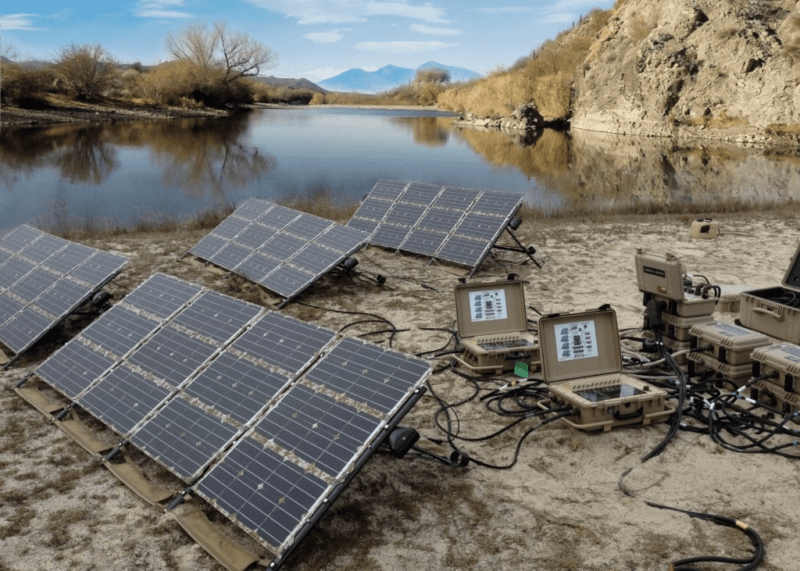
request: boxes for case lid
[751,343,800,376]
[689,321,771,350]
[454,280,528,339]
[783,242,800,291]
[539,307,622,383]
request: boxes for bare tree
[166,22,278,85]
[415,67,451,85]
[56,44,117,99]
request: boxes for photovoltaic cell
[36,340,117,399]
[235,252,282,283]
[289,245,345,275]
[234,224,277,250]
[11,268,61,302]
[190,201,368,303]
[35,279,91,319]
[0,308,53,353]
[401,182,441,206]
[453,213,505,241]
[69,251,127,285]
[17,234,67,264]
[348,179,523,271]
[0,250,11,266]
[437,236,491,267]
[0,225,43,254]
[231,312,335,375]
[284,215,333,241]
[80,305,161,359]
[42,243,95,275]
[305,337,430,414]
[383,204,426,226]
[0,257,36,289]
[130,395,240,481]
[183,353,291,425]
[316,225,371,254]
[171,290,262,344]
[260,265,316,301]
[122,273,202,319]
[0,294,25,326]
[127,327,217,388]
[79,365,172,435]
[352,199,393,221]
[400,230,447,256]
[190,234,229,261]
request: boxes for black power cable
[645,501,765,571]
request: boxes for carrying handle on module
[752,307,784,321]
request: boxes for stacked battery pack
[687,321,772,387]
[635,251,718,365]
[750,343,800,416]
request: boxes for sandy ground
[1,211,799,571]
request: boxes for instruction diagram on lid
[469,289,508,322]
[556,320,599,361]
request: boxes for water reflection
[447,125,800,208]
[0,113,275,198]
[389,116,451,147]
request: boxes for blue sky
[1,1,614,82]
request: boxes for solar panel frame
[0,227,128,368]
[189,200,369,304]
[192,336,431,562]
[348,180,524,273]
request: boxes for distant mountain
[252,76,327,92]
[318,61,481,93]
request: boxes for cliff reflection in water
[0,114,275,199]
[448,126,800,208]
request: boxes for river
[1,106,799,233]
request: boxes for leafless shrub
[55,44,117,99]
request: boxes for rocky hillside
[572,0,800,144]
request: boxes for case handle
[752,306,784,321]
[614,407,643,421]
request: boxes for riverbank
[2,208,799,570]
[0,93,232,128]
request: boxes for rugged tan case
[454,280,538,375]
[662,313,715,342]
[751,343,800,393]
[543,377,673,432]
[690,219,720,239]
[687,352,754,387]
[751,380,800,419]
[635,251,685,301]
[635,250,716,317]
[740,243,800,343]
[689,321,772,366]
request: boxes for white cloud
[135,1,192,18]
[356,41,457,53]
[410,24,461,35]
[541,13,574,24]
[247,1,448,25]
[468,7,534,15]
[0,13,41,30]
[304,32,343,42]
[301,66,350,81]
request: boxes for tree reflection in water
[0,112,276,199]
[388,116,451,147]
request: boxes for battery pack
[661,313,715,342]
[751,380,800,419]
[715,285,755,314]
[689,321,772,366]
[751,343,800,393]
[687,351,753,387]
[542,377,674,432]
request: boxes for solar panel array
[34,273,431,564]
[0,224,127,362]
[189,200,369,303]
[348,179,524,270]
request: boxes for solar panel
[348,180,523,272]
[193,336,431,561]
[0,225,127,367]
[127,310,335,481]
[189,200,369,304]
